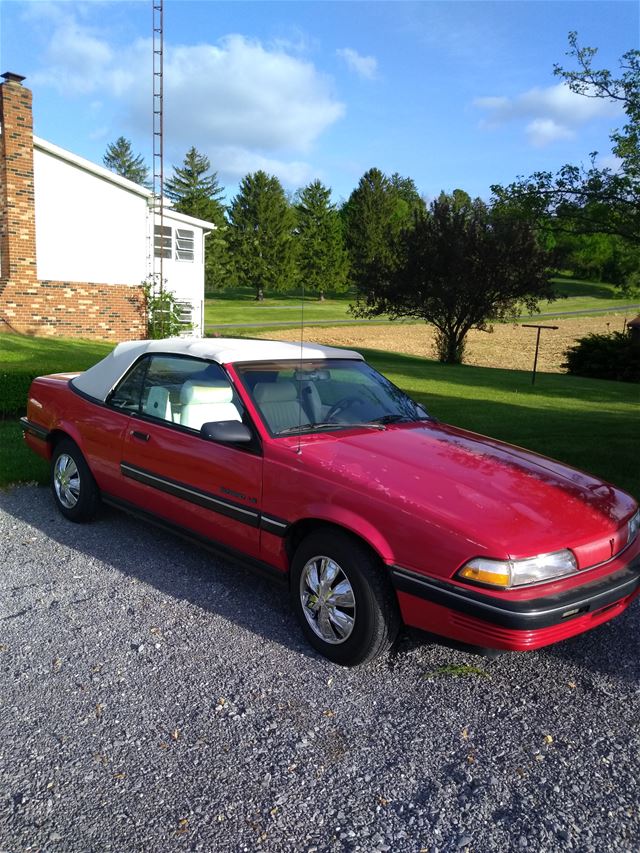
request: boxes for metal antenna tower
[152,0,164,336]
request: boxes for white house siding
[33,148,148,286]
[155,213,206,334]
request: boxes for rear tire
[291,529,400,666]
[51,439,100,523]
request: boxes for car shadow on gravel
[3,485,639,683]
[2,486,321,662]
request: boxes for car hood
[296,422,635,560]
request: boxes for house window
[154,225,172,259]
[175,300,194,334]
[176,229,195,262]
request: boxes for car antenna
[297,280,305,456]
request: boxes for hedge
[0,370,43,417]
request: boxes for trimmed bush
[0,370,42,416]
[563,332,640,383]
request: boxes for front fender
[299,502,396,565]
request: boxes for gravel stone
[1,485,640,852]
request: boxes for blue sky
[1,1,637,204]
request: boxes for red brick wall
[0,76,147,341]
[1,279,146,339]
[0,76,37,294]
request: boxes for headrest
[253,381,298,404]
[180,381,233,404]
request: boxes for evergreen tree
[164,147,231,292]
[341,168,405,294]
[164,147,225,222]
[295,180,348,300]
[103,137,150,186]
[228,171,297,300]
[389,173,426,222]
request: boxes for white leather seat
[180,381,241,430]
[300,381,326,422]
[253,381,310,434]
[144,386,172,421]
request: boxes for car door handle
[131,430,150,442]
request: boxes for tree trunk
[255,287,264,302]
[436,328,466,364]
[318,290,325,302]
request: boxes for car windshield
[235,359,430,436]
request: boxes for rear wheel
[51,439,100,522]
[291,530,400,666]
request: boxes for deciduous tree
[352,195,555,364]
[492,34,640,250]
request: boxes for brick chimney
[0,72,37,294]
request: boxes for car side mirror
[200,421,253,444]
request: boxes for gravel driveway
[1,485,639,853]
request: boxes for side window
[109,359,148,413]
[154,225,172,259]
[140,356,244,431]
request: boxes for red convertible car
[21,338,640,665]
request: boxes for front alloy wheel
[291,530,400,666]
[299,555,356,645]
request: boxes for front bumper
[391,555,640,651]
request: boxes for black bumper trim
[391,557,640,631]
[20,417,50,441]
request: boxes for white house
[0,72,213,340]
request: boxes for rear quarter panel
[26,377,130,494]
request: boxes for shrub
[563,332,640,383]
[143,280,192,339]
[0,369,42,416]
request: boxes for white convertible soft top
[71,337,364,402]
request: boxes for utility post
[522,324,558,385]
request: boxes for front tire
[51,439,100,523]
[291,530,400,666]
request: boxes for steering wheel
[326,396,362,422]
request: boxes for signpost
[522,324,559,385]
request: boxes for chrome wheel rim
[299,555,356,645]
[54,453,80,509]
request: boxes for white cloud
[336,48,378,80]
[30,12,345,189]
[474,82,621,147]
[525,118,574,148]
[159,36,345,153]
[31,13,116,95]
[209,146,318,188]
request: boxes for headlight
[628,508,640,545]
[457,549,578,589]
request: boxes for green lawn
[2,334,638,498]
[204,279,640,333]
[204,287,356,328]
[536,277,640,317]
[1,333,112,369]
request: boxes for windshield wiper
[276,421,386,436]
[370,414,431,425]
